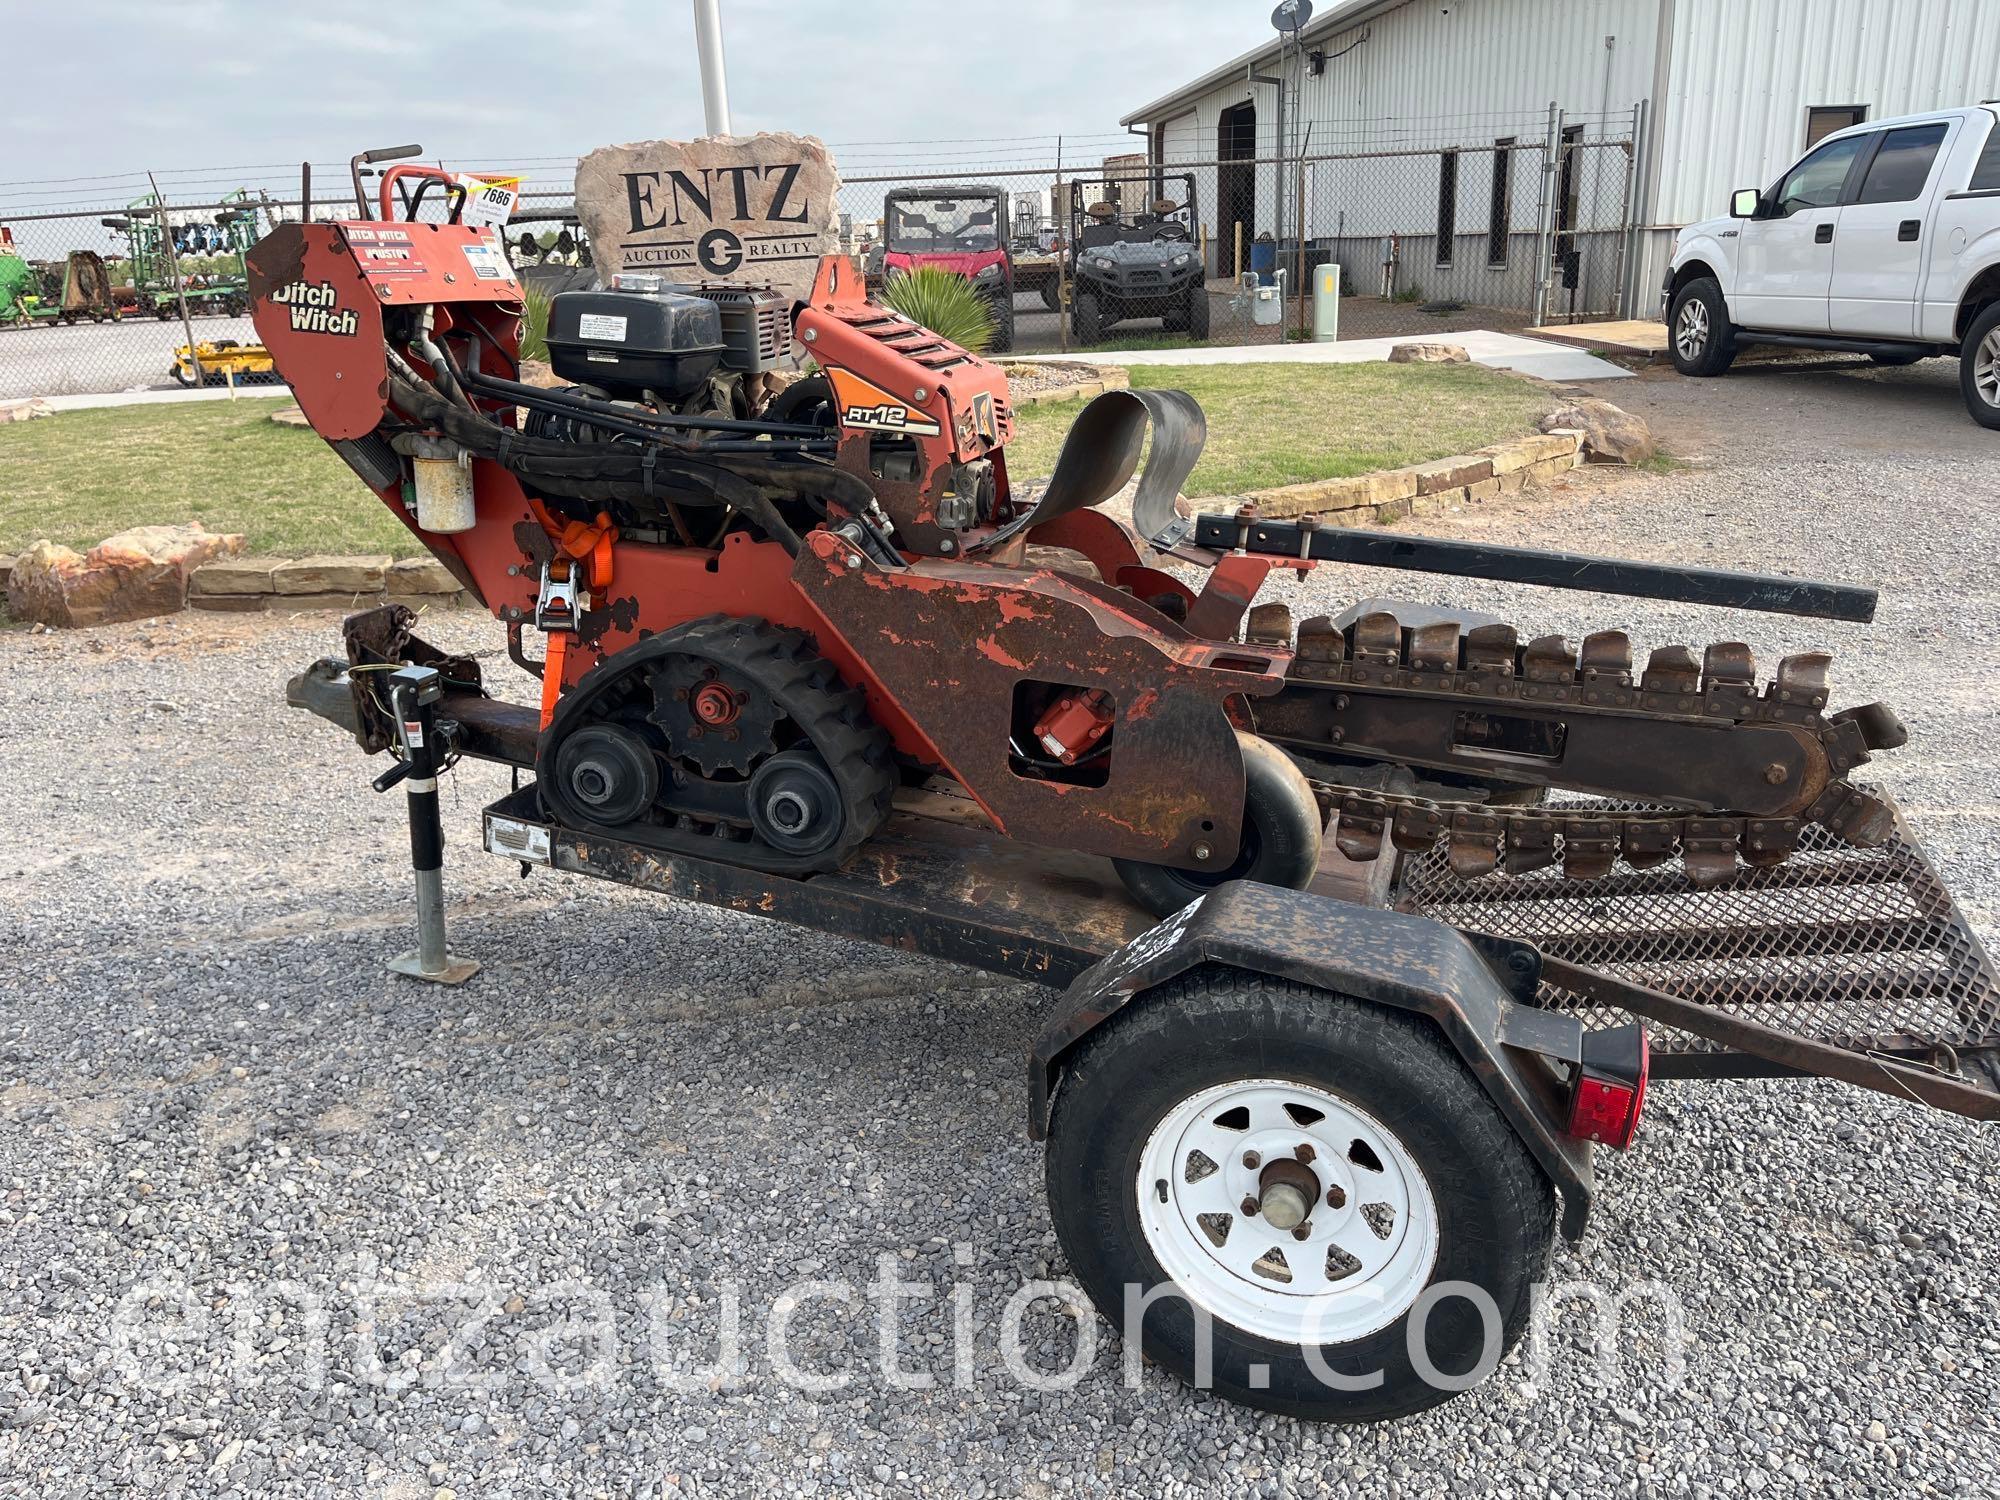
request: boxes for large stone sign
[573,133,840,300]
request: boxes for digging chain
[1266,608,1907,886]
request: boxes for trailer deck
[480,779,2000,1118]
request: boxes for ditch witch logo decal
[270,280,357,336]
[573,132,841,302]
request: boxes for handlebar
[378,164,466,224]
[349,143,423,218]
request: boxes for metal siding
[1654,0,2000,226]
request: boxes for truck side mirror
[1730,188,1762,219]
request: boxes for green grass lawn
[0,361,1550,559]
[1008,362,1552,497]
[0,397,419,558]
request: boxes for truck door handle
[1898,219,1921,242]
[1815,224,1835,244]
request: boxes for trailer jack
[374,664,480,986]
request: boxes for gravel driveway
[1,361,1996,1497]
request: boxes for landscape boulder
[7,524,245,629]
[1388,342,1470,365]
[1540,398,1656,465]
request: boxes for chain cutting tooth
[1522,635,1576,684]
[1682,818,1742,886]
[1245,603,1294,647]
[1641,644,1701,694]
[1831,702,1907,751]
[1391,803,1446,852]
[1463,623,1519,675]
[1446,811,1502,878]
[1701,642,1757,693]
[1562,819,1618,879]
[1405,621,1461,673]
[1810,784,1897,848]
[1349,611,1402,665]
[1620,821,1679,869]
[1741,818,1801,868]
[1771,651,1831,707]
[1503,816,1558,874]
[1334,795,1388,860]
[1296,615,1343,663]
[1578,630,1633,684]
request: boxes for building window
[1805,104,1869,149]
[1437,150,1459,267]
[1487,138,1514,267]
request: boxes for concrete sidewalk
[15,384,293,415]
[1016,328,1631,382]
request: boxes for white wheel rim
[1137,1077,1439,1345]
[1676,299,1709,358]
[1976,329,2000,408]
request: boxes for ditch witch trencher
[264,146,2000,1422]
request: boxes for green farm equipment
[0,228,119,327]
[102,188,265,320]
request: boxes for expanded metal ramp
[1396,794,2000,1081]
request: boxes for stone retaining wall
[186,553,473,614]
[1187,430,1584,527]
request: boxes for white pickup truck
[1664,105,2000,427]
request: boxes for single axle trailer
[290,632,2000,1422]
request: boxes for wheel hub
[1137,1079,1438,1345]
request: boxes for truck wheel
[1961,302,2000,431]
[1046,968,1554,1422]
[1186,282,1211,340]
[1112,732,1321,917]
[1668,276,1736,377]
[989,303,1014,354]
[1041,282,1059,311]
[1072,291,1103,345]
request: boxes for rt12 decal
[269,279,358,336]
[826,367,941,437]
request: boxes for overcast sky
[6,0,1269,206]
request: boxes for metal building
[1121,0,2000,321]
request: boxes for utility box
[1313,262,1341,342]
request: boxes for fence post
[1615,99,1647,319]
[1054,136,1069,354]
[148,170,203,388]
[1531,104,1559,328]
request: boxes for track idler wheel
[553,724,660,826]
[1112,732,1323,918]
[748,750,850,859]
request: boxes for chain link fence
[0,112,1637,401]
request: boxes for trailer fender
[1027,881,1597,1240]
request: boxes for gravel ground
[2,363,1997,1497]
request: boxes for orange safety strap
[538,629,569,731]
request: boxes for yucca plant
[518,283,553,364]
[879,266,993,354]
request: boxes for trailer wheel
[1046,967,1553,1421]
[1112,732,1320,917]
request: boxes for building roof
[1119,0,1413,127]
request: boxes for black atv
[1066,172,1208,345]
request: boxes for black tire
[1868,348,1927,367]
[170,363,197,388]
[1667,276,1736,377]
[1046,967,1554,1422]
[1040,281,1059,311]
[1185,281,1211,340]
[766,374,834,428]
[1072,290,1103,345]
[1960,302,2000,431]
[989,302,1014,354]
[1113,732,1321,917]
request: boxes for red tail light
[1567,1024,1649,1150]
